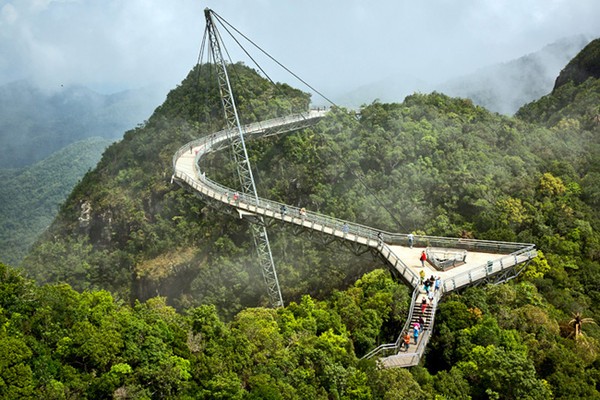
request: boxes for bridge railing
[427,247,467,270]
[173,111,327,170]
[173,113,535,258]
[173,112,423,285]
[173,165,421,286]
[378,244,420,287]
[383,232,534,255]
[441,246,537,292]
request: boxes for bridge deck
[389,245,515,291]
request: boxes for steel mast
[204,8,284,307]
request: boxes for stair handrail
[373,286,444,367]
[362,285,421,359]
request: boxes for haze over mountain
[0,79,164,264]
[337,35,592,114]
[0,80,164,168]
[2,1,600,107]
[438,35,593,115]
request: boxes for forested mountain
[6,39,600,398]
[0,80,163,168]
[0,137,112,266]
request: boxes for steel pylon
[204,8,284,307]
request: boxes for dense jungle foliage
[0,263,413,399]
[6,38,600,398]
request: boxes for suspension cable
[212,11,337,107]
[206,9,406,232]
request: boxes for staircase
[364,286,442,368]
[409,293,434,332]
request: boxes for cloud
[0,0,599,97]
[0,0,204,91]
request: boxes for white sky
[1,0,599,98]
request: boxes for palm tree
[569,312,596,338]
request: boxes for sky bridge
[173,7,537,367]
[172,110,537,368]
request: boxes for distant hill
[0,137,111,265]
[0,80,164,168]
[517,38,600,130]
[334,73,429,109]
[337,35,591,115]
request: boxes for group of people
[403,295,436,351]
[403,324,419,350]
[225,192,241,204]
[419,269,441,293]
[279,205,307,220]
[401,272,442,352]
[403,312,428,350]
[423,275,441,295]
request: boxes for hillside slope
[517,38,600,132]
[439,35,591,115]
[0,137,112,265]
[22,63,327,313]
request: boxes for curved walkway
[171,110,537,367]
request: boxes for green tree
[457,345,552,399]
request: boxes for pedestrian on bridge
[419,269,425,284]
[403,332,411,351]
[424,279,431,293]
[413,326,420,344]
[420,250,427,268]
[421,297,428,314]
[408,233,414,248]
